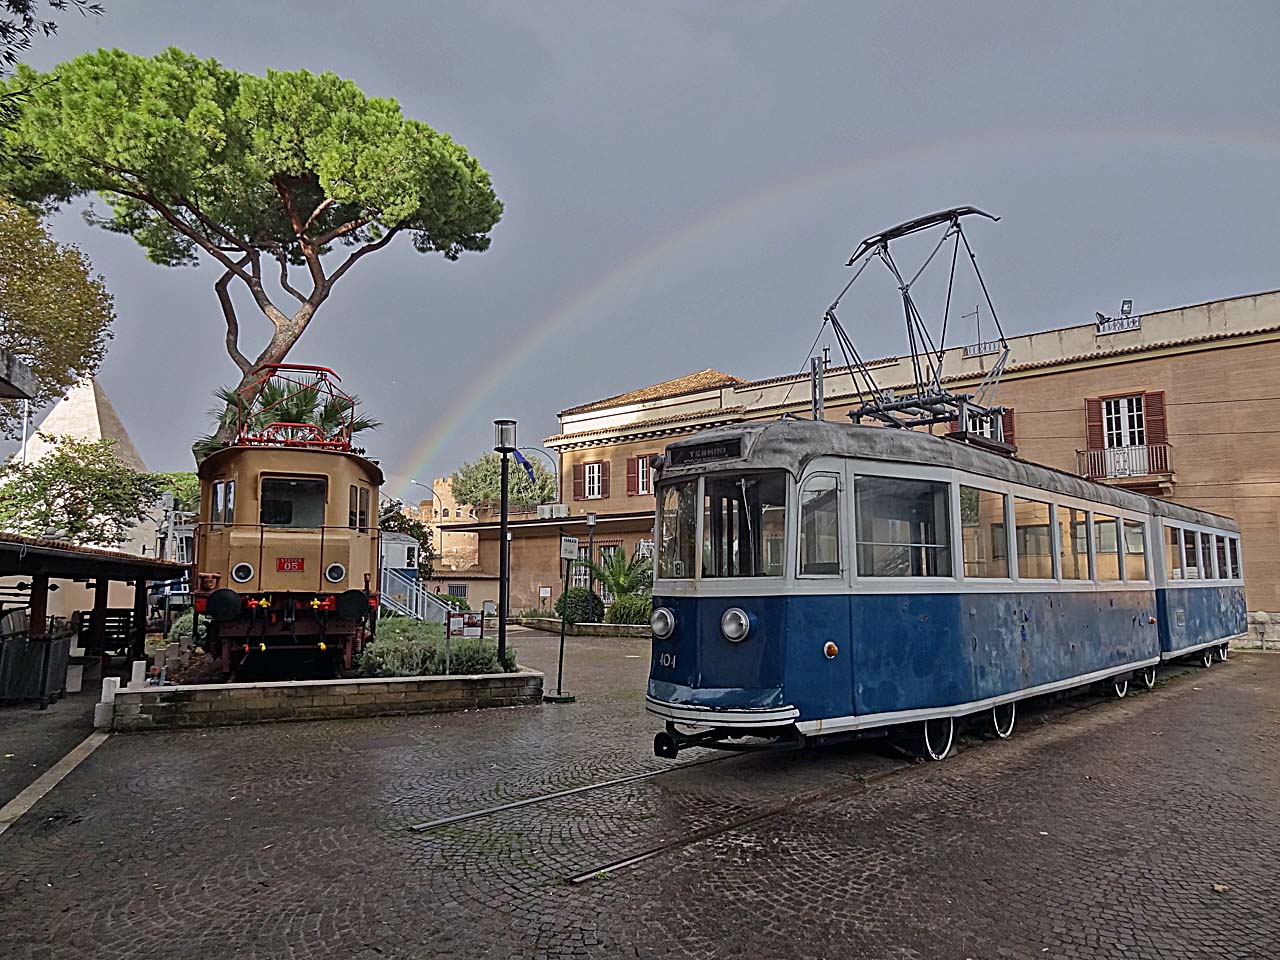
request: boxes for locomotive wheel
[1216,643,1229,662]
[920,716,954,761]
[1200,648,1214,668]
[1141,665,1157,690]
[991,702,1016,739]
[1111,677,1129,698]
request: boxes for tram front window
[855,476,952,577]
[702,472,788,577]
[658,480,698,578]
[260,477,327,528]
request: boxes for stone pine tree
[0,47,503,436]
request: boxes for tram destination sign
[670,438,742,467]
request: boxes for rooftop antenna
[818,206,1011,441]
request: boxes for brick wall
[110,670,544,731]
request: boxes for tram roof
[660,419,1239,532]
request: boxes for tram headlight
[651,607,676,639]
[324,562,347,584]
[720,607,751,642]
[231,562,255,584]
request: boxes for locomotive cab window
[261,477,328,528]
[960,486,1008,579]
[799,474,842,576]
[702,472,787,578]
[855,476,952,578]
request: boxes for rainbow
[393,123,1278,498]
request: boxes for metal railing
[379,567,449,623]
[1078,443,1172,480]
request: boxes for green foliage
[165,608,206,645]
[433,592,470,612]
[0,200,114,437]
[155,471,199,512]
[587,550,652,599]
[358,616,515,677]
[379,498,433,578]
[604,593,652,625]
[554,586,604,625]
[196,379,381,459]
[0,434,162,545]
[0,47,502,400]
[449,451,556,511]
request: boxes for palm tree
[195,380,380,458]
[587,549,653,599]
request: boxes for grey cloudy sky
[18,1,1280,497]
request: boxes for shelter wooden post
[28,573,49,636]
[90,578,109,652]
[131,579,148,661]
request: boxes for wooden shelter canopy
[0,532,186,581]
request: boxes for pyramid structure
[17,378,148,471]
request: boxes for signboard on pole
[447,611,483,639]
[559,536,579,561]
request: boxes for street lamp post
[586,511,597,606]
[494,419,517,668]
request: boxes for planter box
[105,668,543,731]
[509,617,650,639]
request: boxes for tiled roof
[559,369,745,416]
[546,406,746,446]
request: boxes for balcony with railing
[1077,443,1174,489]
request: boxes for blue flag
[511,448,537,484]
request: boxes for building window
[1013,497,1053,580]
[1103,395,1145,449]
[634,539,655,559]
[585,462,603,499]
[572,546,591,588]
[960,486,1008,579]
[443,508,450,518]
[637,456,651,495]
[855,476,952,578]
[598,544,620,603]
[447,583,468,599]
[405,545,417,568]
[799,474,841,576]
[965,412,1000,440]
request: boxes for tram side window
[702,472,787,577]
[1215,535,1229,583]
[358,486,371,534]
[349,485,358,528]
[261,477,328,528]
[855,476,952,577]
[210,480,225,525]
[1093,515,1121,581]
[1014,498,1053,579]
[960,486,1008,578]
[1059,507,1090,580]
[1182,529,1201,580]
[1199,532,1214,579]
[799,475,841,576]
[1165,526,1183,579]
[1123,520,1147,580]
[658,481,698,579]
[1228,538,1240,580]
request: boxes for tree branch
[176,195,252,254]
[326,224,406,288]
[311,214,375,248]
[273,175,327,294]
[268,246,307,304]
[302,198,335,233]
[216,255,254,375]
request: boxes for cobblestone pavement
[1,627,1276,960]
[0,683,97,807]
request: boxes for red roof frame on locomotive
[233,363,358,451]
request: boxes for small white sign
[560,536,579,561]
[538,586,552,599]
[482,600,496,615]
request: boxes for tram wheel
[1200,648,1214,668]
[1216,643,1229,662]
[1112,677,1129,699]
[991,701,1016,740]
[1141,665,1157,691]
[919,716,954,761]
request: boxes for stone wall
[509,617,649,639]
[108,669,543,731]
[1244,612,1280,650]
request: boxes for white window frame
[571,546,591,588]
[958,484,1013,581]
[1103,395,1145,449]
[797,471,844,579]
[584,462,603,499]
[636,456,651,495]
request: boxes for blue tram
[646,420,1246,759]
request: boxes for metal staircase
[379,566,450,623]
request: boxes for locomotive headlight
[650,606,676,639]
[231,562,255,583]
[324,562,347,583]
[720,607,751,642]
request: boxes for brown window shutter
[600,460,610,498]
[626,456,638,496]
[1144,391,1167,445]
[1085,398,1104,450]
[1001,408,1016,446]
[572,463,585,501]
[946,417,959,434]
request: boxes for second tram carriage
[646,420,1246,759]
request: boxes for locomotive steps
[97,668,544,731]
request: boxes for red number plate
[276,557,305,572]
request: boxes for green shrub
[554,586,604,624]
[357,616,515,677]
[166,609,205,645]
[605,593,652,625]
[432,592,471,612]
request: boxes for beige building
[456,289,1280,625]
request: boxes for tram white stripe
[1160,633,1243,660]
[0,732,108,838]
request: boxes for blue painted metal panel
[1156,585,1246,654]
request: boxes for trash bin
[0,633,73,707]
